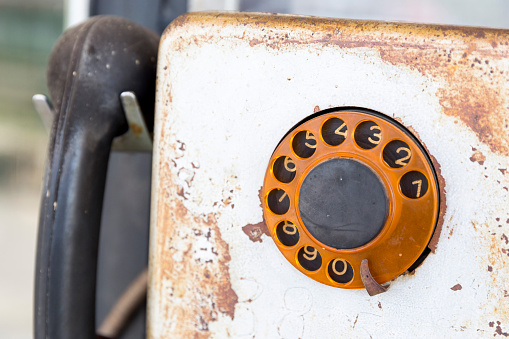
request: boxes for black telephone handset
[34,16,158,339]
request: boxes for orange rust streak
[130,123,143,135]
[167,12,509,156]
[152,146,238,338]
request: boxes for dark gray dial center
[298,158,388,249]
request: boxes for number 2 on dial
[395,147,411,166]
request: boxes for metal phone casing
[149,12,509,338]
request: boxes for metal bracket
[32,92,153,152]
[111,91,153,152]
[32,94,56,131]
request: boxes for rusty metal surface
[150,12,509,338]
[360,259,388,296]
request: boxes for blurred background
[1,0,508,337]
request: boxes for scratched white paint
[149,13,509,338]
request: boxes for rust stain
[152,141,238,338]
[176,185,187,200]
[222,196,232,206]
[374,37,509,157]
[470,148,486,165]
[429,153,446,254]
[314,105,321,113]
[249,38,262,47]
[418,144,446,253]
[378,302,382,310]
[449,226,454,238]
[130,122,143,135]
[360,259,388,296]
[477,220,509,328]
[258,186,264,209]
[242,222,270,243]
[502,234,508,245]
[496,326,509,337]
[167,12,509,156]
[491,321,509,337]
[155,198,238,337]
[451,283,463,291]
[177,140,186,151]
[178,167,195,187]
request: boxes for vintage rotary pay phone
[35,11,509,339]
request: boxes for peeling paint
[148,141,238,338]
[451,283,463,291]
[242,222,270,243]
[491,321,509,337]
[470,148,487,165]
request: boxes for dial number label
[328,259,354,284]
[284,157,297,172]
[304,131,317,149]
[321,118,348,146]
[412,179,422,198]
[267,188,290,215]
[368,126,382,145]
[400,171,428,199]
[297,246,322,271]
[273,156,297,183]
[395,147,411,166]
[354,121,383,150]
[276,221,299,247]
[292,130,317,158]
[383,140,412,168]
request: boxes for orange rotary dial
[262,108,440,289]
